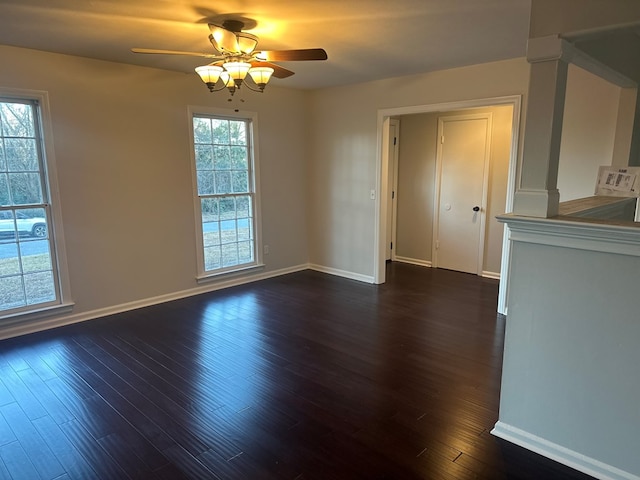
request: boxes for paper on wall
[595,166,640,197]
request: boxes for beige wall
[394,106,513,275]
[557,64,622,201]
[308,58,531,279]
[0,45,310,317]
[0,43,624,327]
[394,114,437,264]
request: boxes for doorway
[375,96,522,315]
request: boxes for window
[0,93,70,318]
[190,110,261,278]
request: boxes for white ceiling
[0,0,531,90]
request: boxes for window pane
[5,138,38,171]
[236,196,251,218]
[229,121,246,144]
[0,210,16,236]
[0,239,20,275]
[1,102,35,137]
[237,218,252,241]
[193,117,212,144]
[214,171,232,194]
[211,119,229,144]
[9,173,43,205]
[197,171,215,195]
[195,144,213,170]
[204,246,221,270]
[201,198,219,221]
[213,146,231,169]
[230,146,248,169]
[238,241,253,263]
[203,226,220,247]
[0,275,26,310]
[220,219,237,243]
[0,141,5,170]
[20,239,51,273]
[221,243,238,267]
[219,197,235,220]
[24,271,55,305]
[18,207,48,238]
[231,171,248,193]
[0,174,9,205]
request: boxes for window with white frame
[0,94,70,317]
[191,111,260,276]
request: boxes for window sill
[0,302,75,327]
[196,263,266,285]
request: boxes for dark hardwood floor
[0,263,594,479]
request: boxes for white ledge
[497,214,640,257]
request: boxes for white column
[513,36,570,217]
[628,91,640,166]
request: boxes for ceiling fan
[131,19,328,94]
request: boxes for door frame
[375,96,522,315]
[432,113,493,274]
[387,118,400,261]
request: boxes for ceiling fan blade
[256,48,328,62]
[131,48,223,60]
[251,61,295,79]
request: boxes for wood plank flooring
[0,263,594,479]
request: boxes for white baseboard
[0,264,309,341]
[491,422,639,480]
[482,270,500,280]
[393,256,432,268]
[308,264,375,284]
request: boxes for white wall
[494,221,640,479]
[496,3,640,478]
[0,45,310,328]
[557,64,621,201]
[307,58,531,279]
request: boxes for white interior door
[434,114,491,274]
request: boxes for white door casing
[433,114,492,275]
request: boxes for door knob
[473,206,480,212]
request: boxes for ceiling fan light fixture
[208,28,237,53]
[223,61,252,83]
[135,20,326,96]
[236,32,259,54]
[195,64,225,91]
[248,66,274,91]
[219,72,237,95]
